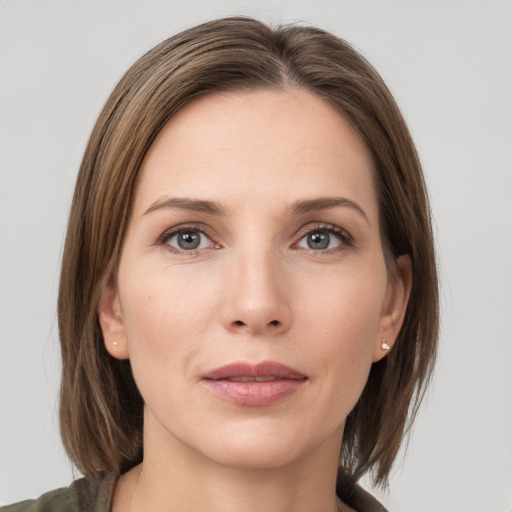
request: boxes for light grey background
[1,0,511,510]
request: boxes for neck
[118,414,344,512]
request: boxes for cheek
[296,264,386,348]
[294,265,386,396]
[118,265,218,380]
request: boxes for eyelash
[156,224,219,255]
[156,222,354,255]
[293,223,354,254]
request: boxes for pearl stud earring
[381,338,390,350]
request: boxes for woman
[2,16,438,512]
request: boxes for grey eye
[167,230,211,251]
[297,229,344,251]
[307,232,330,250]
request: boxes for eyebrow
[290,197,370,225]
[143,197,228,216]
[143,195,369,224]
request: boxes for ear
[98,281,129,360]
[372,254,413,362]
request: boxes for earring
[113,341,119,346]
[381,338,390,350]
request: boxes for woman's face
[100,88,410,470]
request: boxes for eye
[295,225,352,252]
[163,228,216,252]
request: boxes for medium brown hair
[58,16,438,485]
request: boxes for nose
[221,249,292,337]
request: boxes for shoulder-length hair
[58,16,438,486]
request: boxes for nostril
[232,319,280,328]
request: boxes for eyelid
[154,221,353,255]
[292,222,354,251]
[156,223,221,253]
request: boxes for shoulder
[1,475,115,512]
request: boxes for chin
[206,441,306,471]
[195,419,342,472]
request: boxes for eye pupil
[178,231,201,250]
[307,232,330,250]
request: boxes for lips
[202,362,307,407]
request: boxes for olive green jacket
[0,477,112,512]
[1,473,388,512]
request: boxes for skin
[99,88,412,512]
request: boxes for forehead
[133,88,377,217]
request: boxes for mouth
[202,361,307,407]
[219,376,289,382]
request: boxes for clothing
[1,473,388,512]
[0,477,114,512]
[337,473,389,512]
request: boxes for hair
[58,16,438,486]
